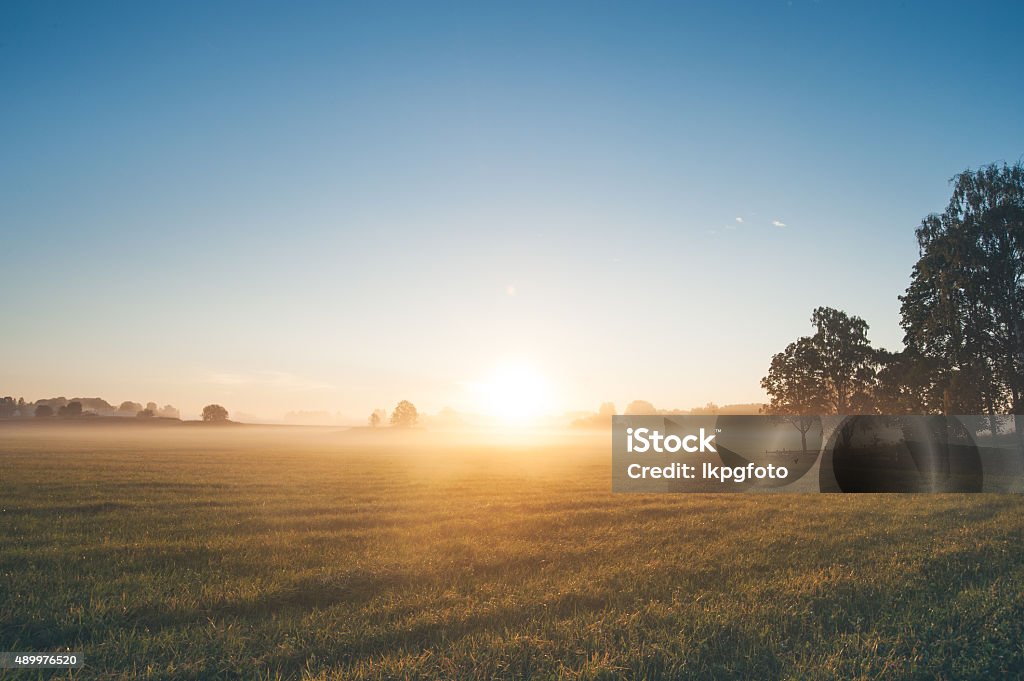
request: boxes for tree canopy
[390,400,418,427]
[761,307,877,415]
[900,162,1024,414]
[202,404,229,422]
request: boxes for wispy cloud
[204,371,335,392]
[772,219,787,228]
[735,217,744,224]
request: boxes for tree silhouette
[157,404,180,419]
[872,349,936,414]
[34,404,54,418]
[202,404,229,422]
[761,337,829,451]
[0,397,16,418]
[58,401,83,418]
[118,401,143,415]
[390,400,418,427]
[901,162,1024,414]
[762,307,877,418]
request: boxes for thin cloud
[772,220,787,228]
[735,217,744,224]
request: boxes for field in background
[1,424,1022,680]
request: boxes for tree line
[762,162,1024,418]
[0,396,181,420]
[368,400,419,428]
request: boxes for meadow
[1,423,1022,680]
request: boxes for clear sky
[2,1,1022,421]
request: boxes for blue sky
[2,1,1023,420]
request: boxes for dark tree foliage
[900,162,1024,414]
[58,401,83,417]
[762,307,878,418]
[871,349,936,414]
[118,401,143,414]
[202,404,229,422]
[0,396,17,418]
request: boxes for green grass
[1,424,1023,680]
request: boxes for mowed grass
[1,424,1023,680]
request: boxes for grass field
[1,423,1023,680]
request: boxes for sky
[2,1,1023,421]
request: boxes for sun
[473,362,552,425]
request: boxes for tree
[137,409,155,418]
[390,400,418,427]
[761,307,878,421]
[624,400,656,415]
[760,337,830,451]
[146,402,158,413]
[157,404,180,419]
[598,402,617,417]
[900,162,1024,414]
[871,349,938,414]
[369,408,387,427]
[58,401,83,418]
[689,402,721,415]
[0,396,16,418]
[806,307,877,413]
[202,404,229,422]
[118,401,143,415]
[34,404,54,418]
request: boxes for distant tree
[34,404,54,418]
[58,401,83,418]
[598,402,617,417]
[146,402,158,413]
[368,411,382,427]
[37,397,68,410]
[900,162,1024,414]
[157,404,180,419]
[118,401,143,415]
[137,409,155,418]
[202,404,229,422]
[624,400,656,415]
[690,402,721,415]
[0,396,16,418]
[390,400,418,427]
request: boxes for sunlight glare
[473,362,552,425]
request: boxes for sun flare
[472,362,552,425]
